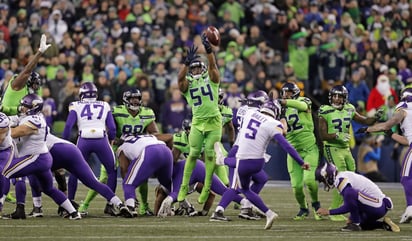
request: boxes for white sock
[33,196,42,208]
[265,210,274,217]
[0,194,5,205]
[215,206,224,212]
[60,199,76,213]
[240,198,252,209]
[110,196,122,206]
[125,198,134,208]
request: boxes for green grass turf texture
[1,181,410,241]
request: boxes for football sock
[177,157,197,201]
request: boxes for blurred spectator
[41,85,58,128]
[48,67,68,104]
[96,71,115,105]
[48,10,68,46]
[150,62,171,106]
[318,41,346,91]
[366,74,399,117]
[356,134,387,182]
[345,70,370,106]
[141,89,160,116]
[388,67,404,96]
[217,0,244,29]
[397,58,412,85]
[160,87,189,133]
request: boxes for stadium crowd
[0,0,411,230]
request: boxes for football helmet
[218,88,225,105]
[328,85,348,110]
[400,86,412,102]
[19,94,44,115]
[315,162,337,191]
[189,60,207,80]
[123,89,142,112]
[246,90,269,108]
[79,82,98,100]
[0,112,10,128]
[27,72,41,90]
[281,82,300,99]
[260,99,282,119]
[182,119,192,134]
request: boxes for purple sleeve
[329,185,353,215]
[273,134,304,166]
[63,110,77,140]
[105,111,116,141]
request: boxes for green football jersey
[219,104,233,127]
[284,97,316,151]
[112,105,156,137]
[173,131,190,158]
[318,103,356,148]
[183,73,221,130]
[2,75,40,115]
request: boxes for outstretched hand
[201,33,212,54]
[374,108,385,121]
[38,34,51,53]
[184,45,200,66]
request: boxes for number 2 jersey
[183,74,221,131]
[64,100,116,140]
[236,109,284,160]
[318,103,356,148]
[284,97,316,151]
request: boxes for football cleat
[329,214,347,222]
[383,217,400,232]
[78,201,89,216]
[104,203,117,216]
[214,142,225,166]
[127,206,138,217]
[238,207,261,220]
[264,211,278,230]
[58,206,68,217]
[158,196,173,218]
[118,203,134,218]
[175,199,197,216]
[139,203,154,216]
[341,223,361,232]
[68,211,82,220]
[293,208,309,221]
[400,206,412,224]
[3,204,26,219]
[210,211,231,222]
[28,206,43,218]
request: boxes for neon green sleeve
[285,99,308,111]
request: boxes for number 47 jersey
[68,100,113,139]
[236,109,284,160]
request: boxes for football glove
[38,34,51,53]
[336,132,351,142]
[158,196,173,218]
[184,45,200,66]
[201,33,212,54]
[374,108,385,121]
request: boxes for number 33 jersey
[236,109,284,160]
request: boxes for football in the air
[205,26,220,46]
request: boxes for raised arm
[11,34,51,90]
[178,45,200,93]
[366,109,406,133]
[201,33,219,84]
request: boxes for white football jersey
[234,105,259,145]
[396,101,412,145]
[236,110,284,160]
[117,135,165,161]
[15,115,48,157]
[46,132,73,150]
[0,129,13,150]
[69,100,111,137]
[334,171,385,199]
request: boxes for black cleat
[210,211,231,222]
[3,204,26,219]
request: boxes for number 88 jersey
[112,105,156,137]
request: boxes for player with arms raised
[177,33,221,204]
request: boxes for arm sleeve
[273,134,304,166]
[105,111,116,141]
[329,185,354,215]
[62,110,77,140]
[364,148,381,163]
[285,99,308,111]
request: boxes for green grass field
[1,181,411,241]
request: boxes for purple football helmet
[281,82,300,99]
[123,89,142,111]
[27,72,41,90]
[315,162,337,191]
[19,94,44,115]
[401,87,412,102]
[0,112,9,128]
[79,82,98,100]
[246,90,269,107]
[260,99,282,119]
